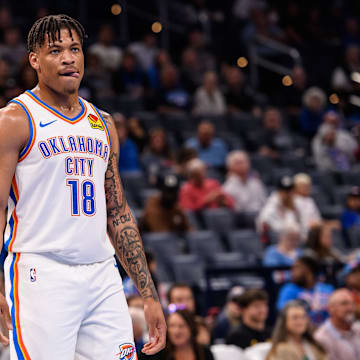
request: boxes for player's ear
[29,51,40,71]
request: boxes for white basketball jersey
[4,90,115,264]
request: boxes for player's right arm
[0,103,29,344]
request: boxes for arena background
[0,0,360,356]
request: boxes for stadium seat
[348,226,360,248]
[187,231,225,260]
[142,232,184,258]
[227,112,260,138]
[171,254,205,286]
[331,228,347,251]
[139,188,160,208]
[202,208,236,236]
[132,111,162,129]
[339,171,360,186]
[227,230,264,260]
[184,210,203,230]
[319,204,343,220]
[208,252,255,268]
[196,115,229,132]
[309,170,337,201]
[333,186,353,206]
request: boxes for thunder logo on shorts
[115,343,136,360]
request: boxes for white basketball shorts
[4,252,137,360]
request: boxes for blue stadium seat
[186,231,225,260]
[339,171,360,186]
[171,254,205,286]
[331,228,347,251]
[202,208,236,236]
[207,252,254,268]
[227,230,264,260]
[349,226,360,248]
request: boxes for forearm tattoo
[105,152,159,301]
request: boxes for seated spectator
[175,147,198,182]
[299,87,327,138]
[141,127,176,181]
[127,116,148,154]
[267,300,327,360]
[186,121,228,169]
[167,283,196,314]
[179,159,234,211]
[192,71,226,116]
[181,48,204,94]
[304,223,346,266]
[315,289,360,360]
[312,124,354,171]
[140,309,214,360]
[140,173,190,233]
[113,113,141,173]
[277,256,334,325]
[212,286,244,343]
[195,317,212,346]
[263,221,301,267]
[128,32,159,71]
[293,173,322,238]
[223,66,258,114]
[341,186,360,240]
[257,176,301,242]
[112,50,148,98]
[223,150,267,213]
[87,24,122,71]
[226,289,271,349]
[129,306,148,356]
[255,107,295,159]
[155,64,190,114]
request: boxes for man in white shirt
[223,151,266,213]
[315,288,360,360]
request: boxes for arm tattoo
[105,150,159,301]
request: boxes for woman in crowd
[266,300,327,360]
[139,309,214,360]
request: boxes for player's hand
[0,293,12,345]
[142,298,166,355]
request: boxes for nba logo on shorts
[30,268,36,282]
[115,343,136,360]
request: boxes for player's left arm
[101,111,166,355]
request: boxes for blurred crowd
[1,0,360,359]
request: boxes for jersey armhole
[9,99,36,162]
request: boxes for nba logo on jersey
[30,268,36,282]
[116,343,136,360]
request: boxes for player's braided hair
[27,14,87,53]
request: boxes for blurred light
[351,72,360,84]
[111,4,122,16]
[282,75,293,86]
[152,21,162,33]
[329,93,339,105]
[237,57,248,68]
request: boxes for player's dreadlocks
[27,14,87,53]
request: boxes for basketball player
[0,14,166,359]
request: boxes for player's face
[29,28,84,95]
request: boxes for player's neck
[31,83,80,113]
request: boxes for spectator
[167,283,196,314]
[129,306,148,356]
[223,150,267,213]
[343,17,360,48]
[315,289,360,360]
[300,87,327,138]
[255,107,295,159]
[141,173,190,233]
[267,300,327,360]
[127,116,148,154]
[341,186,360,239]
[127,295,144,309]
[175,147,198,182]
[186,121,228,169]
[179,159,233,211]
[226,289,271,349]
[277,256,334,325]
[113,113,141,173]
[142,309,214,360]
[129,32,159,71]
[293,173,322,238]
[112,50,148,99]
[141,127,176,180]
[263,221,301,267]
[223,66,257,114]
[155,64,190,114]
[192,71,226,116]
[332,45,360,93]
[257,176,301,242]
[345,266,360,319]
[0,26,27,75]
[181,48,204,94]
[88,24,122,71]
[304,223,346,266]
[312,124,354,171]
[147,49,172,90]
[212,286,243,343]
[195,317,212,346]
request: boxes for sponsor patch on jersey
[115,343,136,360]
[88,114,104,131]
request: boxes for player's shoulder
[0,101,29,128]
[98,109,113,128]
